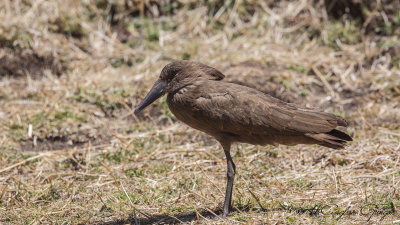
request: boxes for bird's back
[167,80,352,149]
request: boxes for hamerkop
[134,60,352,218]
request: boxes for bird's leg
[221,142,235,218]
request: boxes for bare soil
[0,47,64,78]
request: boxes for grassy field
[1,0,400,224]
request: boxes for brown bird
[134,60,352,218]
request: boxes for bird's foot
[210,213,226,220]
[211,207,233,220]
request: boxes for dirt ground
[0,1,400,224]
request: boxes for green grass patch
[324,21,362,51]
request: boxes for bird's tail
[305,129,353,149]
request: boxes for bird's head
[134,60,224,114]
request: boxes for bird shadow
[98,206,259,225]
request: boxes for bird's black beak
[134,79,167,114]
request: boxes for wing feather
[193,82,347,136]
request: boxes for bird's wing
[193,82,347,136]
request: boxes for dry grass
[0,0,400,224]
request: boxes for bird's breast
[167,89,197,124]
[167,87,217,136]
